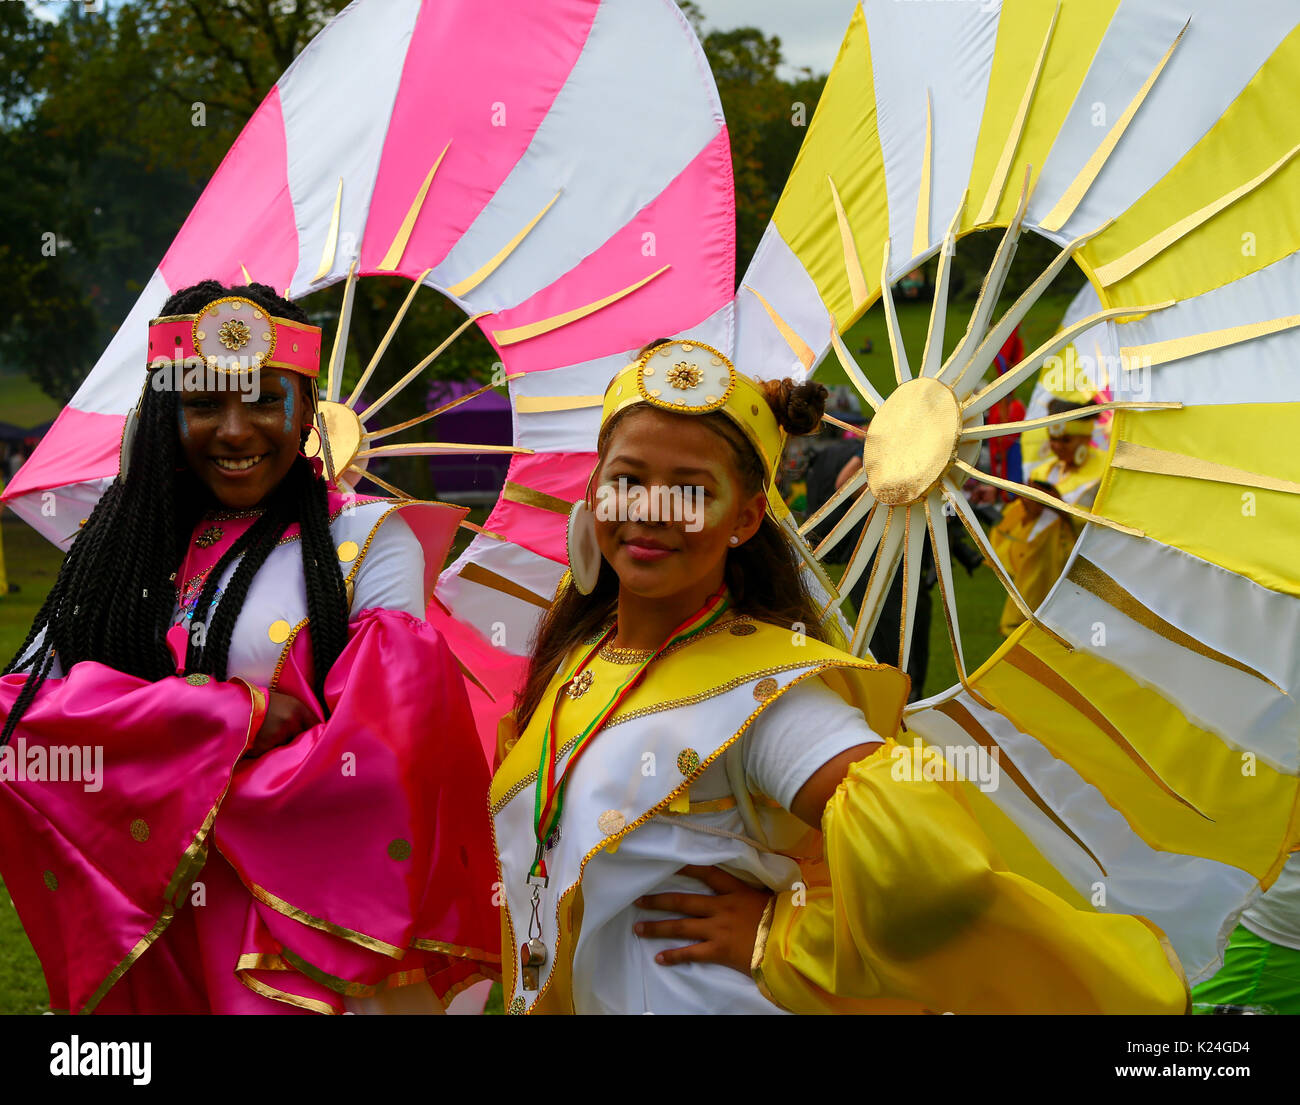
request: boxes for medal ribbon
[529,584,730,880]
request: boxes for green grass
[0,372,61,432]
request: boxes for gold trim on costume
[936,699,1108,875]
[828,174,869,311]
[750,895,778,1003]
[458,562,552,609]
[1004,646,1213,821]
[311,177,344,283]
[1067,557,1283,692]
[492,265,671,346]
[1110,441,1300,495]
[79,679,265,1013]
[248,883,406,959]
[1120,314,1300,370]
[378,141,451,272]
[741,283,815,370]
[1094,138,1300,286]
[912,89,933,259]
[974,3,1058,226]
[514,394,603,414]
[1038,19,1189,232]
[503,481,574,516]
[448,190,562,298]
[506,659,906,1012]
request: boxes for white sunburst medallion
[798,175,1182,704]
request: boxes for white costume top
[563,674,880,1014]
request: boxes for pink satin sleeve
[212,607,501,1004]
[0,663,265,1013]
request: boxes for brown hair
[512,342,831,733]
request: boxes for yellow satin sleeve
[755,740,1191,1014]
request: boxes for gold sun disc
[306,400,366,481]
[862,377,962,505]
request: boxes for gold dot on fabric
[711,357,723,366]
[186,673,211,687]
[43,871,58,891]
[682,343,695,352]
[293,343,299,352]
[130,818,150,843]
[232,302,242,311]
[253,310,263,319]
[676,749,700,776]
[268,619,292,644]
[751,404,759,416]
[195,330,206,340]
[753,677,778,702]
[336,540,360,563]
[597,809,625,836]
[388,839,412,861]
[648,389,661,398]
[262,331,272,341]
[643,366,655,377]
[729,622,756,637]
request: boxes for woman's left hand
[634,864,773,975]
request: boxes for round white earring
[728,535,739,546]
[567,500,603,594]
[1074,443,1089,467]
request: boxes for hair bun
[760,378,827,436]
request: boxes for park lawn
[0,372,60,432]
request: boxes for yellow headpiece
[600,340,785,488]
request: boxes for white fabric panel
[70,268,172,416]
[437,535,563,656]
[6,476,113,550]
[432,0,723,312]
[862,0,1000,269]
[511,355,627,454]
[1045,0,1300,239]
[1114,249,1300,406]
[348,511,425,617]
[906,695,1257,983]
[1037,527,1300,775]
[735,222,834,380]
[278,0,423,295]
[1027,2,1188,232]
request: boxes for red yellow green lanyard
[528,584,730,881]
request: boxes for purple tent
[419,380,513,503]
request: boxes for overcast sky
[693,0,861,76]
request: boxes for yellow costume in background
[991,448,1106,636]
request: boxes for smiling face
[177,369,314,510]
[592,407,767,603]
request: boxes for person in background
[990,400,1104,636]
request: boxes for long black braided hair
[1,281,351,745]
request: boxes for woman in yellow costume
[489,339,1187,1015]
[991,400,1106,637]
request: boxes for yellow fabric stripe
[771,5,889,329]
[1111,441,1300,496]
[514,394,603,413]
[965,0,1120,232]
[977,627,1298,877]
[1083,23,1300,305]
[1097,404,1300,597]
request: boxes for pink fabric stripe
[159,86,299,293]
[482,126,735,374]
[359,0,600,276]
[147,318,323,376]
[1,408,124,500]
[484,452,595,565]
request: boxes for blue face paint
[178,404,190,440]
[282,375,296,435]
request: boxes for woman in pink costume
[0,280,499,1013]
